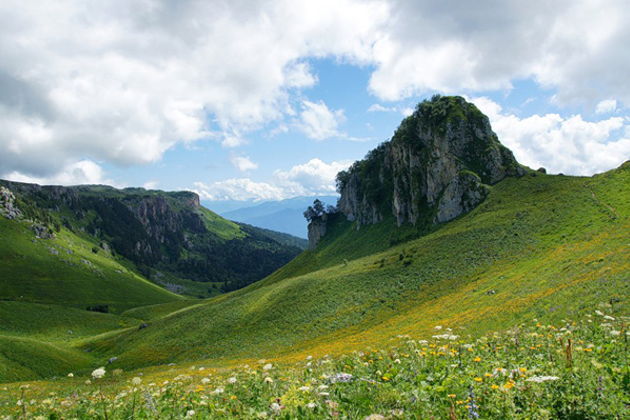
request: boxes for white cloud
[3,160,112,186]
[193,179,285,202]
[274,158,352,193]
[298,100,346,140]
[143,180,159,190]
[471,97,629,175]
[0,0,387,178]
[1,0,629,181]
[230,155,258,172]
[194,158,351,201]
[368,104,395,112]
[367,1,630,106]
[368,103,414,117]
[596,99,617,114]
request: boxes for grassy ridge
[81,166,629,370]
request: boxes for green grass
[0,301,140,341]
[120,300,203,321]
[0,336,94,383]
[198,207,244,240]
[1,315,626,418]
[0,164,627,417]
[0,218,181,313]
[78,167,629,371]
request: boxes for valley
[0,97,627,418]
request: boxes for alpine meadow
[0,2,629,419]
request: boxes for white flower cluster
[91,367,106,379]
[329,372,354,383]
[432,334,459,340]
[525,376,560,383]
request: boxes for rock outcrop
[0,186,21,219]
[335,96,525,229]
[307,214,328,250]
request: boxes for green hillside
[0,182,303,298]
[82,164,629,370]
[0,99,627,418]
[0,216,179,312]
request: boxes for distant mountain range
[204,196,338,238]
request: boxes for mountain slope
[84,163,629,369]
[0,182,304,297]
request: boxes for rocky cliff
[331,95,524,234]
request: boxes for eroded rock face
[336,96,524,228]
[307,214,328,250]
[0,186,21,220]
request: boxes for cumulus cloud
[472,97,630,175]
[194,158,351,201]
[596,99,617,114]
[193,179,285,202]
[0,0,387,179]
[4,160,112,186]
[368,0,630,105]
[230,155,258,172]
[297,100,346,140]
[1,0,629,181]
[274,158,352,193]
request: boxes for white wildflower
[84,379,91,385]
[186,410,195,417]
[227,377,237,384]
[365,415,386,420]
[595,310,604,316]
[213,387,224,394]
[264,377,273,383]
[307,402,317,409]
[91,367,106,379]
[526,376,560,383]
[298,386,311,392]
[262,363,273,371]
[270,402,282,412]
[329,373,354,383]
[67,373,74,377]
[131,377,142,385]
[201,378,211,385]
[610,330,621,336]
[434,326,443,330]
[306,355,313,360]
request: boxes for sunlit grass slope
[0,217,180,313]
[84,164,629,370]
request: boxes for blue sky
[1,1,628,203]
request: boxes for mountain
[77,97,628,370]
[0,182,303,298]
[211,196,338,239]
[0,97,627,417]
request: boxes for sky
[1,0,629,203]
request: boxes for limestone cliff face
[335,96,524,229]
[307,214,327,250]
